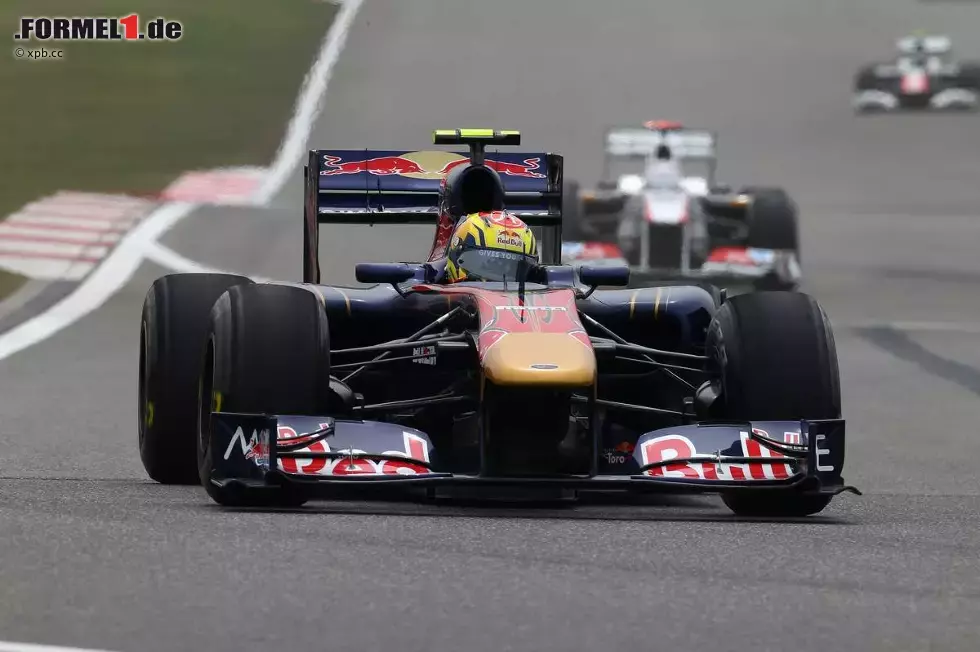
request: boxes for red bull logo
[496,229,524,248]
[613,441,635,454]
[320,154,426,176]
[320,151,547,179]
[245,438,269,462]
[438,157,547,179]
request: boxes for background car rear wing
[897,34,951,55]
[603,126,716,160]
[302,130,564,283]
[603,125,715,179]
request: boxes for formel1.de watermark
[13,15,183,42]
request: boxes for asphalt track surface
[3,0,980,650]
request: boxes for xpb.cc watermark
[13,47,65,60]
[14,15,183,42]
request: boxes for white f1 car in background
[853,34,980,113]
[562,121,802,292]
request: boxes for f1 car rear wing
[302,129,564,283]
[602,124,717,183]
[604,126,716,160]
[897,34,951,55]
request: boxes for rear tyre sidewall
[706,291,841,517]
[139,273,252,484]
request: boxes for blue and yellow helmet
[445,211,538,283]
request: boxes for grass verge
[0,270,28,299]
[0,0,337,300]
[1,0,337,215]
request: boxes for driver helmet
[445,211,538,283]
[655,143,672,160]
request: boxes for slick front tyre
[706,291,841,517]
[197,283,331,507]
[139,273,253,485]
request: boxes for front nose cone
[482,333,596,387]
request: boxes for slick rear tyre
[742,187,800,255]
[959,63,980,90]
[197,283,331,508]
[706,291,841,517]
[854,66,878,91]
[561,180,588,242]
[139,273,253,485]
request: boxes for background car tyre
[853,65,878,91]
[561,179,588,241]
[706,291,841,517]
[139,273,253,485]
[741,187,800,257]
[959,62,980,89]
[197,283,332,507]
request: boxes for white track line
[252,0,364,204]
[0,203,195,360]
[0,641,120,652]
[0,0,363,361]
[143,241,274,284]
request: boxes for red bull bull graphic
[222,426,270,465]
[313,148,554,215]
[320,151,547,179]
[437,157,547,178]
[320,154,426,176]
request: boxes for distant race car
[562,121,802,292]
[138,128,856,517]
[853,34,980,112]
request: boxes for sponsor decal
[496,230,523,248]
[319,153,546,179]
[638,429,795,480]
[601,442,635,465]
[412,344,437,366]
[223,427,271,465]
[602,450,628,464]
[496,305,566,313]
[746,248,776,264]
[815,434,834,472]
[279,430,432,477]
[485,211,528,229]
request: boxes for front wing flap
[209,413,857,499]
[631,419,853,495]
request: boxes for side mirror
[579,264,630,290]
[354,262,416,285]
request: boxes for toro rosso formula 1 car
[138,129,857,517]
[853,34,980,112]
[562,121,802,293]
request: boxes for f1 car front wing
[207,412,859,501]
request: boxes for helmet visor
[455,247,538,283]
